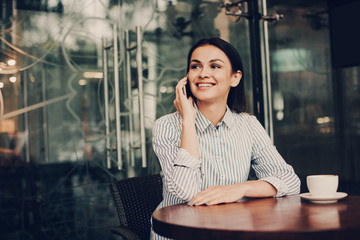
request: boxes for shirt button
[217,156,222,161]
[221,175,225,179]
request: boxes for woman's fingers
[174,77,187,110]
[174,76,196,121]
[176,76,188,98]
[189,187,218,206]
[189,185,246,206]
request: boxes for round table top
[152,195,360,240]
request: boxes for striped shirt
[150,105,300,239]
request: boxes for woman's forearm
[180,119,200,160]
[240,180,277,198]
[189,180,277,206]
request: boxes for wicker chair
[109,174,163,240]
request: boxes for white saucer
[299,192,348,204]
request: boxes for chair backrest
[109,174,163,240]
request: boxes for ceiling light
[7,59,16,66]
[79,79,87,85]
[9,76,17,82]
[82,72,103,79]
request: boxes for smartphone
[184,79,192,98]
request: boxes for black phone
[185,79,192,98]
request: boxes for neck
[197,101,227,126]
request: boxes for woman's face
[188,45,241,105]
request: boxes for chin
[194,97,218,103]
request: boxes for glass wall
[332,66,360,188]
[266,0,360,192]
[0,0,252,239]
[266,1,338,184]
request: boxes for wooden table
[152,195,360,240]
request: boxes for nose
[199,66,210,78]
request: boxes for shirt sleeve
[152,114,202,201]
[249,116,301,197]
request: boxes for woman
[151,38,300,239]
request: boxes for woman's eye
[211,64,221,69]
[190,64,201,69]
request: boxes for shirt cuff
[261,176,288,197]
[174,148,201,170]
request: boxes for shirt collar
[222,105,235,129]
[194,104,235,132]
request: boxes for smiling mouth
[196,83,215,87]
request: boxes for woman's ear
[231,70,242,87]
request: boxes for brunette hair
[186,37,247,113]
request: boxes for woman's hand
[188,184,248,206]
[188,181,277,206]
[174,76,196,123]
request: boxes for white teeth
[198,83,213,87]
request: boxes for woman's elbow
[166,181,199,202]
[288,175,301,195]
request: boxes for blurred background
[0,0,359,239]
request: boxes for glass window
[0,1,252,239]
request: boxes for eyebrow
[190,59,225,63]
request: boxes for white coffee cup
[307,175,339,198]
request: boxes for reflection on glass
[267,2,338,182]
[0,1,253,239]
